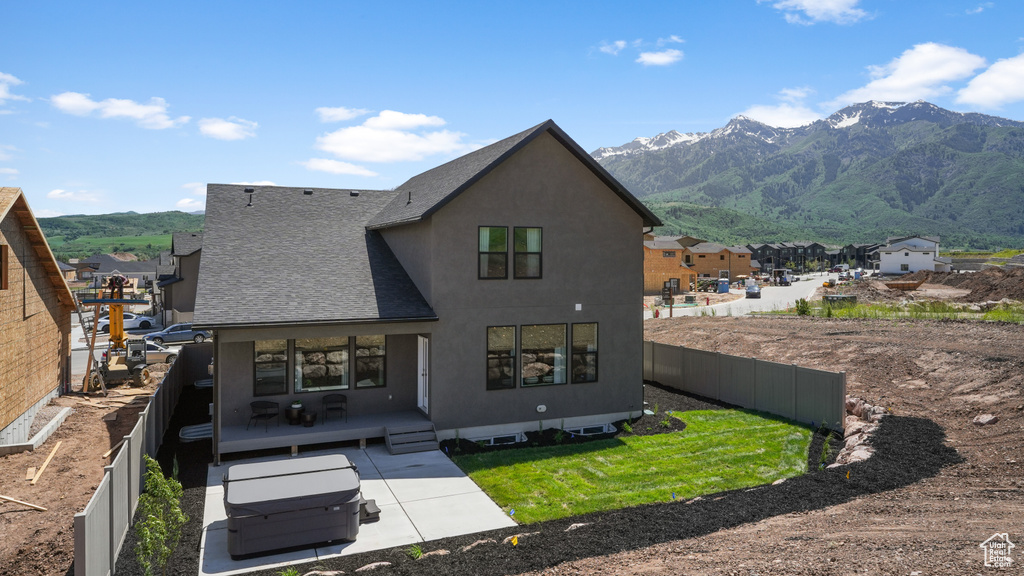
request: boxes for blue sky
[2,0,1024,216]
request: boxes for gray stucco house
[195,120,661,461]
[156,232,202,325]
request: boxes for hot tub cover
[224,454,359,517]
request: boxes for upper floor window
[514,227,542,279]
[684,254,692,264]
[662,251,676,258]
[720,255,725,260]
[738,255,746,259]
[478,226,507,279]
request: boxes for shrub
[135,455,188,576]
[795,298,811,316]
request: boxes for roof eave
[193,314,440,331]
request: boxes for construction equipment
[78,274,152,393]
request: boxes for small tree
[135,455,188,576]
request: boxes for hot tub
[223,454,360,558]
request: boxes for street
[645,272,836,319]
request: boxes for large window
[254,340,288,396]
[487,326,516,390]
[295,337,349,392]
[355,335,386,388]
[571,323,598,383]
[521,324,566,386]
[513,227,542,278]
[662,250,676,258]
[479,226,508,279]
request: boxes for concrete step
[385,423,438,454]
[389,440,439,455]
[388,430,437,444]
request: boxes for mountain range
[594,101,1024,250]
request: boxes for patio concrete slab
[316,503,422,558]
[402,490,518,541]
[198,445,517,576]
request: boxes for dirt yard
[521,315,1024,575]
[0,380,159,576]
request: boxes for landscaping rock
[972,414,999,426]
[461,538,496,553]
[503,532,540,544]
[420,549,450,559]
[355,562,391,572]
[564,523,590,532]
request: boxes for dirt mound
[904,268,1024,301]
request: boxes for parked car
[144,323,212,345]
[102,342,177,365]
[96,312,155,333]
[745,284,761,298]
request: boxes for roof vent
[304,189,313,195]
[243,187,254,207]
[350,190,360,197]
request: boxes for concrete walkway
[198,444,516,576]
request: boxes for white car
[96,312,155,333]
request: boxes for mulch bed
[112,382,960,576]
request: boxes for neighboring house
[0,188,75,447]
[747,242,828,273]
[57,260,77,281]
[157,232,202,325]
[82,253,162,289]
[839,243,881,270]
[877,235,949,274]
[682,242,754,280]
[195,120,661,461]
[642,236,698,293]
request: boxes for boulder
[845,396,859,413]
[972,414,999,426]
[523,362,552,379]
[847,449,873,463]
[303,351,326,365]
[325,350,348,363]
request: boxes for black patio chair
[322,393,348,423]
[247,401,279,431]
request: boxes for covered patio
[218,409,430,458]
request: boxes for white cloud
[363,110,446,130]
[831,43,987,106]
[0,72,30,105]
[740,87,822,127]
[315,111,470,163]
[741,103,822,127]
[966,2,993,14]
[299,158,379,177]
[50,92,189,129]
[0,167,18,175]
[34,208,65,217]
[182,182,206,196]
[176,198,205,210]
[230,180,276,186]
[47,188,100,203]
[657,35,684,46]
[762,0,868,25]
[957,53,1024,108]
[599,40,627,55]
[0,144,14,161]
[198,117,258,140]
[636,49,684,66]
[316,106,371,123]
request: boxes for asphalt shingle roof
[194,185,436,328]
[366,120,661,230]
[172,232,203,256]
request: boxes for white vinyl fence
[643,341,846,428]
[74,342,212,576]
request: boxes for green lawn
[452,409,811,524]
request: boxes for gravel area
[27,404,65,438]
